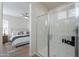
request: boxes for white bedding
[9,35,21,41]
[12,37,30,47]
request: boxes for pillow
[18,31,24,35]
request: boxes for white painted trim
[29,2,32,56]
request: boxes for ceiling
[41,2,72,11]
[3,2,72,17]
[3,2,30,17]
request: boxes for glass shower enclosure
[36,14,48,57]
[36,3,79,57]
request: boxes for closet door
[49,4,76,57]
[36,14,48,57]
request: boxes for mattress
[12,37,30,47]
[9,35,29,41]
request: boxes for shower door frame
[75,3,79,57]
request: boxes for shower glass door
[49,3,77,57]
[36,14,48,57]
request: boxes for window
[68,8,75,17]
[57,10,67,19]
[3,19,8,35]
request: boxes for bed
[9,31,30,47]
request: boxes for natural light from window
[3,19,8,35]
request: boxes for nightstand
[3,35,8,44]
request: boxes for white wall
[31,2,48,56]
[0,2,3,55]
[0,2,2,37]
[3,15,29,36]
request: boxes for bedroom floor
[0,42,29,57]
